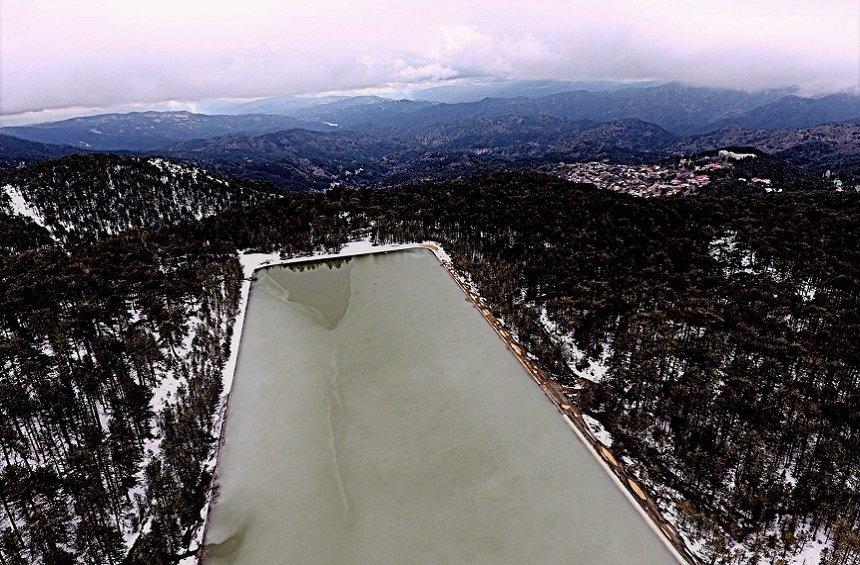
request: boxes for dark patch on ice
[259,259,353,329]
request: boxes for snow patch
[2,184,44,226]
[799,283,816,302]
[709,231,738,260]
[718,150,757,160]
[582,414,614,446]
[538,305,611,383]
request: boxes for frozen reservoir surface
[204,248,675,564]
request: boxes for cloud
[1,0,857,116]
[438,25,493,57]
[395,62,460,82]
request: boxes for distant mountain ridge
[707,93,860,131]
[162,116,682,189]
[4,84,856,154]
[2,84,856,190]
[160,116,852,190]
[272,96,438,127]
[403,78,663,103]
[225,83,824,134]
[671,120,860,171]
[1,111,335,151]
[268,83,856,134]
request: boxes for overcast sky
[2,0,858,120]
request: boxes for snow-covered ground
[2,183,44,227]
[538,305,611,383]
[534,292,837,564]
[582,414,614,446]
[718,150,757,160]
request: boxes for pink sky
[1,0,857,117]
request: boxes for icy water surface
[204,249,675,564]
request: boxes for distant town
[548,150,853,197]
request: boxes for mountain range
[2,83,857,190]
[0,133,86,168]
[1,111,335,151]
[6,84,857,143]
[233,84,857,134]
[157,115,857,188]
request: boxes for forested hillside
[0,235,242,563]
[0,157,857,564]
[0,155,269,244]
[0,163,351,563]
[0,135,84,170]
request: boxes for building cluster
[549,160,718,197]
[550,153,859,196]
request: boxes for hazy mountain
[204,83,817,133]
[282,96,439,127]
[166,128,523,189]
[390,115,599,154]
[1,111,333,151]
[4,87,856,187]
[399,116,677,162]
[5,86,854,157]
[207,79,661,115]
[6,109,856,189]
[565,118,677,157]
[408,84,854,134]
[222,95,440,126]
[165,129,402,188]
[229,95,356,115]
[405,78,662,103]
[159,109,860,192]
[707,92,860,131]
[401,83,798,133]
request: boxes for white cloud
[1,0,857,116]
[395,62,459,82]
[438,25,493,56]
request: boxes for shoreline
[193,240,693,564]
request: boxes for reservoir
[204,248,676,564]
